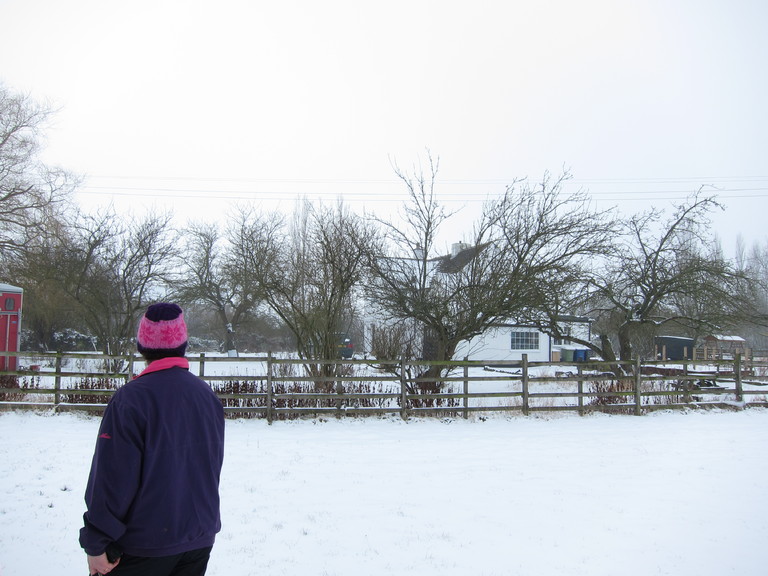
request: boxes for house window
[510,331,539,350]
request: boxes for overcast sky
[1,0,766,256]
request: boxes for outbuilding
[701,334,748,360]
[454,316,593,364]
[0,283,23,371]
[655,335,696,361]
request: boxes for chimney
[451,242,468,257]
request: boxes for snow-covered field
[1,408,767,576]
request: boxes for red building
[0,283,23,371]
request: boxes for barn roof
[707,334,746,342]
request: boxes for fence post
[199,352,206,378]
[682,359,692,404]
[522,354,529,416]
[266,352,274,424]
[577,365,584,416]
[54,351,63,410]
[400,356,408,421]
[127,354,135,383]
[335,362,344,419]
[463,357,469,420]
[634,357,642,416]
[735,353,743,403]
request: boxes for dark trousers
[110,546,213,576]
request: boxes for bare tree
[571,190,754,368]
[61,209,179,357]
[0,83,76,257]
[488,171,617,342]
[255,200,376,383]
[363,153,464,375]
[725,238,768,350]
[175,206,282,353]
[4,228,83,350]
[364,160,615,391]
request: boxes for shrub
[0,375,40,403]
[588,377,634,414]
[211,364,404,420]
[0,375,21,402]
[62,377,121,405]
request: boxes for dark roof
[433,243,489,274]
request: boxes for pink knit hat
[136,303,188,359]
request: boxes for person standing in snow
[80,303,225,576]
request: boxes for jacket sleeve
[79,390,145,555]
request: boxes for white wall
[455,325,550,363]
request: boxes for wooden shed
[0,283,23,371]
[655,336,695,361]
[700,334,748,360]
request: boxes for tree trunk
[617,324,633,362]
[413,338,457,405]
[599,334,625,378]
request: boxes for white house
[454,315,593,364]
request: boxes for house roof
[433,243,490,274]
[491,315,593,329]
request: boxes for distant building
[455,316,593,364]
[701,334,748,359]
[0,283,23,371]
[655,336,695,361]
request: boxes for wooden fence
[1,351,767,422]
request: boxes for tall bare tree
[363,153,456,372]
[720,237,768,351]
[569,190,755,368]
[364,159,615,390]
[175,206,282,352]
[60,209,179,357]
[487,171,617,342]
[4,227,83,350]
[255,200,376,381]
[0,83,76,258]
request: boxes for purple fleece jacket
[80,358,225,557]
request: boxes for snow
[1,409,767,576]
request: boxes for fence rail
[1,351,767,421]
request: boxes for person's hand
[87,552,120,575]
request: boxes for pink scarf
[137,356,190,378]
